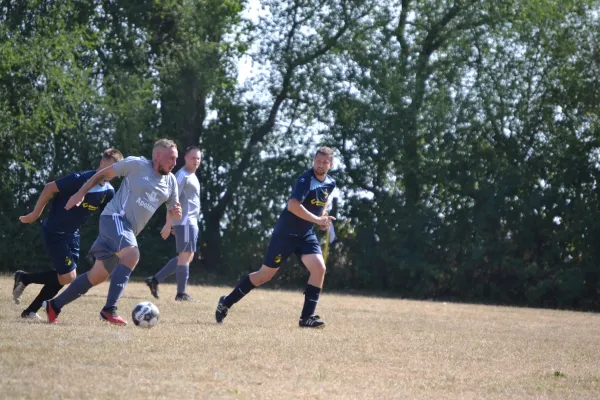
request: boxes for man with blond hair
[43,139,182,325]
[215,147,337,328]
[14,148,123,319]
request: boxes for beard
[158,165,172,175]
[314,168,326,176]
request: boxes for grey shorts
[88,215,138,260]
[174,224,198,253]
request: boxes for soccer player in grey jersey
[146,146,202,301]
[42,139,182,325]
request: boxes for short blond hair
[153,139,177,157]
[153,138,177,150]
[102,148,123,163]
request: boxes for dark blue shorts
[263,232,322,268]
[41,227,80,275]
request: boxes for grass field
[0,275,599,399]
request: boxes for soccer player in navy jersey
[14,148,123,319]
[215,147,336,328]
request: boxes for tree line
[2,0,600,310]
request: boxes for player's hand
[170,202,182,220]
[317,215,335,229]
[19,212,39,224]
[160,224,171,240]
[65,192,84,210]
[318,211,330,231]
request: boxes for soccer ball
[132,301,160,328]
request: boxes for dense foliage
[2,0,599,309]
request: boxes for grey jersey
[102,156,179,236]
[172,167,201,227]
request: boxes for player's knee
[89,261,110,285]
[252,266,277,286]
[259,274,274,285]
[252,275,271,286]
[58,271,76,285]
[119,246,140,268]
[312,263,326,277]
[178,252,194,265]
[249,265,274,287]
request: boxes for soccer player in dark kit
[215,147,337,328]
[14,148,123,319]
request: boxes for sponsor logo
[146,191,158,203]
[136,191,159,213]
[82,202,99,211]
[310,199,327,207]
[65,257,72,267]
[274,254,282,265]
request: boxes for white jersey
[102,156,179,235]
[172,167,201,227]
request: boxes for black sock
[224,274,256,308]
[22,270,59,286]
[25,282,64,313]
[300,284,321,319]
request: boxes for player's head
[152,139,178,175]
[313,146,334,178]
[184,146,202,172]
[99,148,124,170]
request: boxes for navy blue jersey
[272,169,336,237]
[43,170,115,234]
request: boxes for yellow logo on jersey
[65,257,72,267]
[274,254,282,264]
[310,199,327,207]
[323,189,329,199]
[100,194,107,204]
[81,202,99,211]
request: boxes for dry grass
[0,275,599,399]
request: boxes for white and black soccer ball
[132,301,160,328]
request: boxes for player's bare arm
[19,181,60,224]
[65,166,117,210]
[287,198,335,227]
[161,210,174,240]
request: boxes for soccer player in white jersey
[42,139,182,325]
[145,146,201,301]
